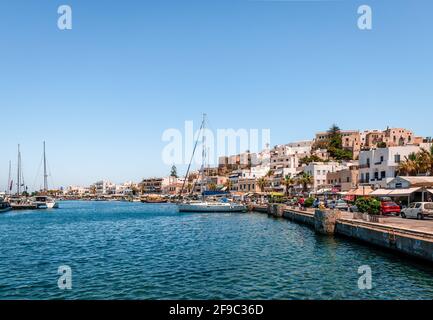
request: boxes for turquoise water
[1,200,433,299]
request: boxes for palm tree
[208,183,217,191]
[281,175,295,197]
[186,182,193,194]
[224,179,233,191]
[266,169,273,178]
[257,177,267,192]
[398,153,419,176]
[296,172,313,193]
[419,146,433,176]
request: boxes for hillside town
[58,125,433,206]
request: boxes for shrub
[304,197,315,208]
[355,197,381,215]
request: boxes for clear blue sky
[1,0,432,189]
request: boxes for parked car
[380,201,401,215]
[328,199,349,211]
[401,202,433,220]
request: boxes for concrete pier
[253,204,433,263]
[314,209,342,235]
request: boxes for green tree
[281,175,295,197]
[170,165,178,178]
[257,177,267,192]
[208,183,217,191]
[323,124,353,160]
[328,124,342,150]
[419,146,433,176]
[224,179,233,191]
[296,172,313,193]
[299,154,323,165]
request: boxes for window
[346,177,350,183]
[380,156,384,162]
[381,171,386,179]
[366,173,370,181]
[395,154,401,163]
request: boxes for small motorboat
[177,201,247,213]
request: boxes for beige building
[237,178,261,193]
[364,127,424,148]
[139,178,163,194]
[326,165,359,192]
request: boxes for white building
[93,180,116,195]
[270,141,313,177]
[253,148,271,167]
[358,146,423,188]
[239,166,269,179]
[303,162,348,191]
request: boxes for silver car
[328,199,349,211]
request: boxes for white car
[401,202,433,220]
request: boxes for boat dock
[253,204,433,263]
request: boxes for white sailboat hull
[178,202,247,213]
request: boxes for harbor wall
[254,205,433,263]
[335,220,433,263]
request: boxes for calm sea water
[1,200,433,300]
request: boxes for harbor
[2,200,433,300]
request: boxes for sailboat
[177,114,247,213]
[8,144,38,210]
[30,142,59,209]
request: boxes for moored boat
[8,197,38,210]
[0,198,12,213]
[178,201,247,213]
[30,196,59,209]
[141,195,168,203]
[176,114,247,213]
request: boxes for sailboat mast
[7,160,11,196]
[43,141,48,192]
[200,113,206,196]
[17,144,21,195]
